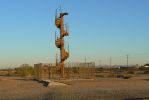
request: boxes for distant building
[144,64,149,68]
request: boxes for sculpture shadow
[125,97,149,100]
[143,79,149,81]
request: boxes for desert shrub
[143,70,149,74]
[116,74,132,79]
[6,73,11,76]
[123,75,132,79]
[16,64,34,77]
[117,74,124,78]
[96,67,103,71]
[107,73,116,78]
[96,74,104,78]
[127,70,135,74]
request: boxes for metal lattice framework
[55,8,69,78]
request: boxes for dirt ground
[0,75,149,100]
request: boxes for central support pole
[60,15,65,78]
[55,9,69,78]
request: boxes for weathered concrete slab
[43,80,67,87]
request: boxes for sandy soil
[0,76,50,100]
[0,75,149,100]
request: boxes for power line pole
[126,55,128,67]
[109,57,112,67]
[85,57,87,64]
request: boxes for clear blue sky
[0,0,149,67]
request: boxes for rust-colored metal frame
[55,10,69,78]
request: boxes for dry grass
[95,67,142,79]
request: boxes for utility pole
[109,57,112,67]
[126,55,128,67]
[85,57,87,64]
[55,8,69,78]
